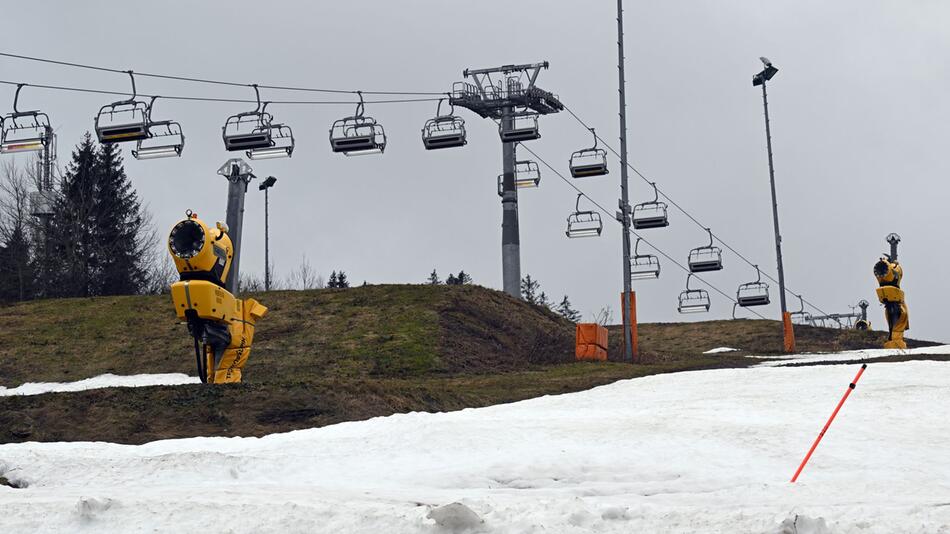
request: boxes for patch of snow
[703,347,740,354]
[771,514,831,534]
[0,373,200,397]
[2,361,950,532]
[752,344,950,367]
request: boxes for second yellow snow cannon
[168,210,267,383]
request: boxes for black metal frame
[736,265,770,307]
[1,84,53,154]
[222,85,275,152]
[131,96,185,160]
[248,123,294,160]
[497,160,541,196]
[632,182,669,229]
[566,194,603,238]
[789,294,813,325]
[422,98,466,150]
[688,228,723,273]
[94,71,153,144]
[630,238,660,280]
[678,273,711,314]
[498,111,540,143]
[569,127,608,178]
[329,92,387,155]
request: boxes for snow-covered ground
[703,346,741,354]
[3,361,950,533]
[752,344,950,367]
[0,373,199,396]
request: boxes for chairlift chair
[632,182,670,229]
[736,265,770,307]
[247,123,294,160]
[93,71,153,144]
[678,274,711,314]
[422,99,466,150]
[498,112,540,143]
[497,160,541,196]
[222,86,275,152]
[630,238,660,280]
[330,92,387,156]
[1,84,53,154]
[565,194,603,238]
[789,295,813,326]
[569,128,608,178]
[133,120,185,160]
[688,228,723,273]
[130,96,185,160]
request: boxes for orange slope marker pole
[790,364,867,483]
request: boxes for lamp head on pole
[753,57,779,87]
[259,176,277,191]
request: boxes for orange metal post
[790,364,867,483]
[620,291,639,362]
[783,311,796,353]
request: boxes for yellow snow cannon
[873,234,908,349]
[168,210,267,383]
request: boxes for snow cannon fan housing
[168,212,233,287]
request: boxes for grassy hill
[0,284,937,444]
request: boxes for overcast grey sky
[4,1,948,342]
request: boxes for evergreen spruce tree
[336,271,349,288]
[44,134,98,297]
[427,269,441,285]
[556,295,582,322]
[445,273,458,285]
[538,291,551,309]
[40,134,150,297]
[328,271,339,288]
[520,274,539,304]
[94,142,148,295]
[456,270,472,285]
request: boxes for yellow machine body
[170,280,238,322]
[202,297,267,383]
[168,212,267,383]
[874,257,908,349]
[168,216,234,282]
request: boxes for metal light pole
[258,176,277,291]
[616,0,634,362]
[753,58,790,333]
[217,158,255,295]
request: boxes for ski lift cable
[517,141,767,320]
[0,79,442,105]
[561,103,832,318]
[0,51,445,96]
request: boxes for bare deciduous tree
[287,255,325,290]
[592,305,614,326]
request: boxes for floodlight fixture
[259,176,277,191]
